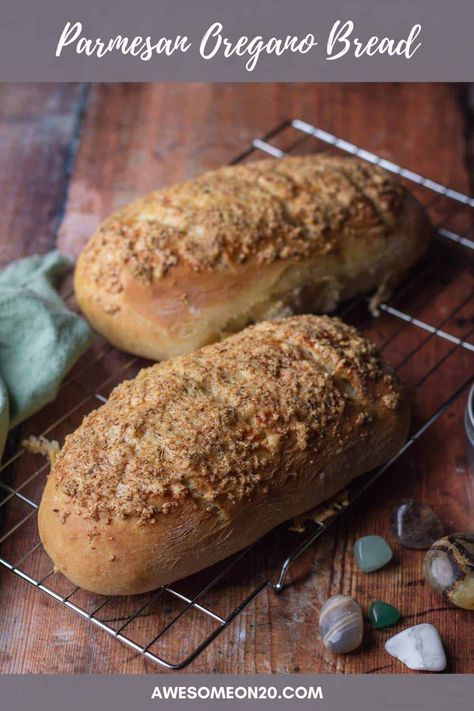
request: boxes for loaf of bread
[74,155,431,360]
[38,315,409,596]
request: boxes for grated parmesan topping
[51,315,402,524]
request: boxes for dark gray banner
[1,674,473,710]
[0,0,473,81]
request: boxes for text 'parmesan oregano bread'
[38,316,409,596]
[74,155,432,360]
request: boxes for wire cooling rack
[0,119,473,670]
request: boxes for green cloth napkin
[0,251,93,457]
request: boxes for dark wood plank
[0,84,88,266]
[0,82,95,673]
[0,83,472,674]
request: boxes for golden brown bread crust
[38,315,410,595]
[74,155,432,360]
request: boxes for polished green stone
[369,600,400,629]
[354,535,393,573]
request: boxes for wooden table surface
[0,83,473,674]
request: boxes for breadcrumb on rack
[22,435,60,465]
[289,489,350,532]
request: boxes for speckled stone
[385,623,447,672]
[354,535,393,573]
[424,533,474,611]
[391,500,444,549]
[369,600,400,629]
[319,595,363,654]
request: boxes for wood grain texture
[0,84,88,266]
[0,83,472,675]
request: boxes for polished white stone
[385,623,447,672]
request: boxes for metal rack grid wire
[0,118,473,670]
